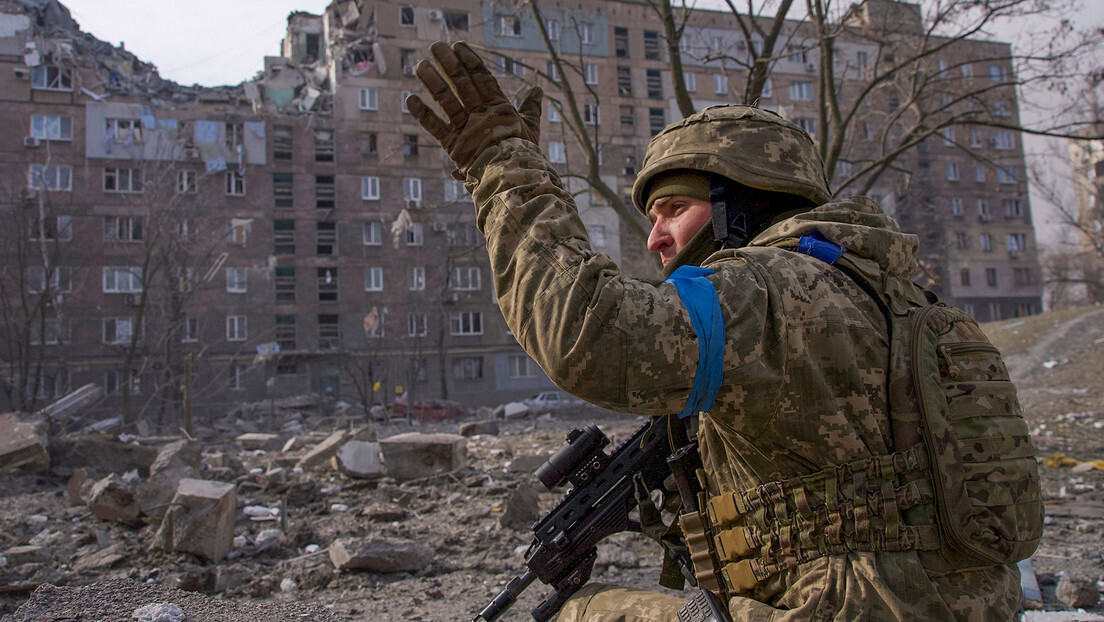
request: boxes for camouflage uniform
[462,138,1022,620]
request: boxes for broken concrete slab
[4,545,48,565]
[499,485,541,530]
[1056,574,1100,609]
[151,478,237,561]
[149,439,201,476]
[378,433,467,482]
[296,429,351,470]
[214,565,252,593]
[135,466,197,519]
[48,435,159,478]
[335,440,380,478]
[35,383,102,422]
[235,432,283,451]
[87,473,139,523]
[328,537,431,572]
[66,467,88,505]
[71,543,126,573]
[459,420,499,437]
[0,412,49,473]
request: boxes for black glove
[406,41,543,179]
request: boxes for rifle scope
[535,425,610,490]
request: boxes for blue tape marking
[665,265,726,419]
[796,231,845,264]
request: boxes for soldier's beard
[660,222,720,278]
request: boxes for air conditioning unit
[427,9,443,21]
[13,67,28,79]
[24,137,40,147]
[432,221,447,232]
[407,199,421,210]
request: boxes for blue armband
[664,265,725,419]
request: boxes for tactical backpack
[833,247,1044,574]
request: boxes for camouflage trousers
[555,553,1022,621]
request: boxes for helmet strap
[710,176,773,250]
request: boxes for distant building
[0,0,1043,423]
[1068,128,1104,305]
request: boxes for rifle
[473,417,731,622]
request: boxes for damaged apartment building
[0,0,1043,426]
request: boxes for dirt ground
[1,304,1103,622]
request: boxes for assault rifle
[473,417,731,622]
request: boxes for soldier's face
[646,195,712,267]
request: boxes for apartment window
[274,220,295,254]
[789,81,813,100]
[993,131,1014,150]
[104,370,139,395]
[509,354,539,379]
[176,170,198,194]
[410,266,426,291]
[27,266,73,293]
[997,166,1019,184]
[584,103,599,125]
[104,168,143,193]
[498,15,521,37]
[1002,199,1022,218]
[644,30,660,60]
[228,363,247,391]
[399,48,418,76]
[449,224,482,247]
[34,369,69,397]
[988,65,1005,82]
[104,216,143,242]
[973,164,985,183]
[863,122,874,140]
[583,63,598,85]
[1006,233,1026,254]
[363,221,382,246]
[951,197,963,216]
[317,267,338,301]
[547,103,561,123]
[856,51,868,70]
[580,23,594,44]
[403,134,419,156]
[713,74,728,95]
[272,173,293,208]
[365,267,384,291]
[548,141,566,163]
[649,108,666,136]
[227,316,247,341]
[977,200,991,221]
[444,10,469,30]
[452,266,482,291]
[316,175,335,209]
[406,222,424,246]
[403,177,422,203]
[103,267,142,293]
[946,162,960,181]
[225,122,243,149]
[762,79,773,99]
[182,316,199,342]
[400,5,414,25]
[227,220,248,246]
[796,118,816,134]
[359,87,378,110]
[275,315,296,350]
[1013,267,1032,287]
[224,171,245,196]
[317,221,337,255]
[103,317,135,344]
[362,132,378,156]
[31,115,72,140]
[226,267,248,293]
[617,66,633,96]
[615,26,629,57]
[993,100,1012,117]
[450,311,483,335]
[941,128,955,147]
[361,176,380,200]
[960,268,971,286]
[546,19,560,41]
[970,130,983,148]
[955,232,968,250]
[620,105,635,130]
[318,314,340,349]
[986,267,998,287]
[684,72,696,93]
[494,56,525,78]
[980,233,992,252]
[546,60,559,82]
[273,126,293,161]
[444,179,468,203]
[452,357,483,380]
[401,91,413,113]
[646,69,663,98]
[32,66,72,91]
[314,130,334,163]
[29,215,72,241]
[408,313,428,337]
[275,267,296,302]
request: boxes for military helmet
[631,105,832,214]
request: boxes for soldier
[408,42,1029,621]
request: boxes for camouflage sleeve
[464,138,770,416]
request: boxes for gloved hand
[406,41,543,179]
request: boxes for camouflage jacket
[467,138,1021,620]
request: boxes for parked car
[523,391,580,411]
[391,395,467,420]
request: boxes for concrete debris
[86,473,139,524]
[296,429,352,470]
[136,466,197,520]
[335,440,381,478]
[378,433,467,482]
[459,420,500,437]
[235,433,283,451]
[328,537,432,573]
[34,383,101,422]
[4,544,47,565]
[133,602,185,622]
[149,440,202,476]
[1057,575,1101,609]
[0,412,49,473]
[498,485,541,530]
[72,543,126,573]
[48,435,159,479]
[151,478,237,561]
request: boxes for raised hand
[406,41,543,179]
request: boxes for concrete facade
[0,0,1043,424]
